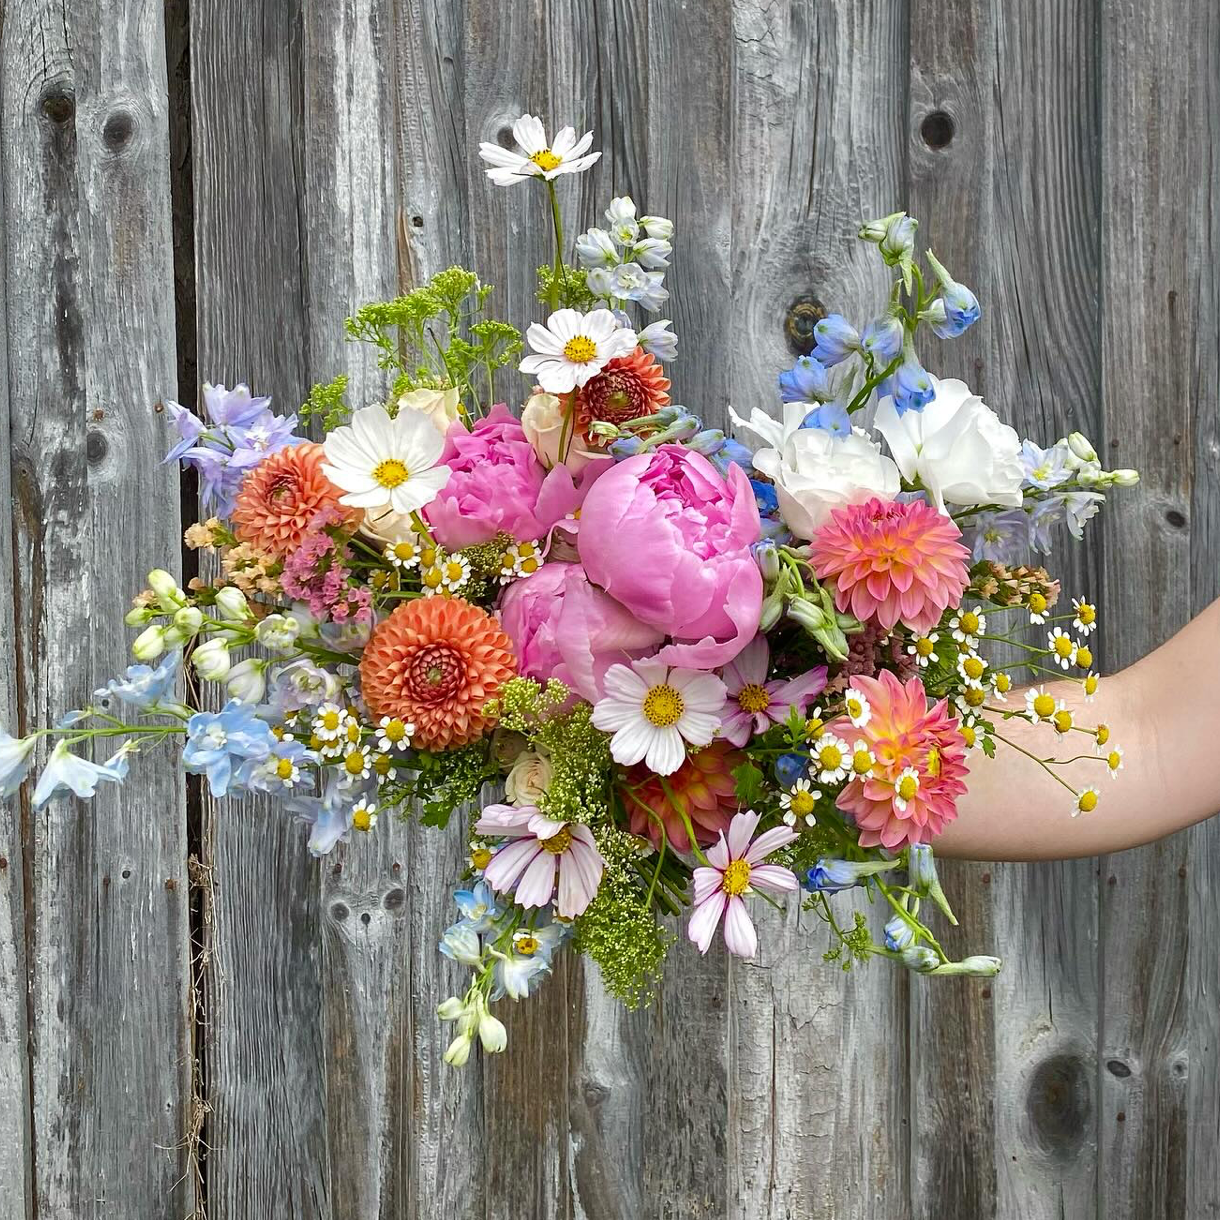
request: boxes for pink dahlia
[809,497,970,636]
[830,668,969,850]
[717,635,827,747]
[474,804,605,919]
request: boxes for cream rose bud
[520,391,600,473]
[751,427,901,540]
[505,749,554,806]
[397,385,462,437]
[874,376,1024,515]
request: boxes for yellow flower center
[310,733,326,751]
[383,719,407,743]
[423,566,445,589]
[959,611,980,634]
[541,826,572,855]
[345,721,361,743]
[1096,723,1110,746]
[738,683,771,714]
[926,746,941,778]
[1032,693,1056,719]
[722,859,751,896]
[961,724,977,747]
[1078,790,1098,814]
[1084,673,1100,696]
[419,546,439,568]
[373,458,410,489]
[1053,636,1074,659]
[994,673,1011,693]
[1053,710,1074,734]
[1076,646,1094,669]
[962,656,985,680]
[643,684,685,727]
[562,335,598,364]
[344,750,367,775]
[393,541,417,561]
[444,561,466,582]
[520,556,540,575]
[1078,603,1096,624]
[352,806,374,832]
[850,748,873,777]
[897,774,919,802]
[272,725,285,740]
[275,758,295,780]
[518,542,538,558]
[530,148,562,172]
[1107,750,1122,771]
[805,717,825,740]
[373,753,393,776]
[515,934,540,957]
[1029,593,1048,614]
[471,847,493,870]
[845,695,865,720]
[915,637,935,657]
[818,744,843,770]
[790,789,816,816]
[964,686,986,708]
[320,709,341,731]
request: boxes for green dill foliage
[299,374,351,431]
[573,827,673,1008]
[344,266,521,411]
[395,740,498,828]
[536,262,600,312]
[817,909,874,971]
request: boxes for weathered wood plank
[1,0,192,1214]
[190,3,332,1216]
[725,3,912,1217]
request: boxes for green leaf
[732,759,767,808]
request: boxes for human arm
[934,597,1220,860]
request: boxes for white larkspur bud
[443,1032,473,1067]
[1112,468,1141,487]
[900,946,940,973]
[929,955,1003,977]
[132,624,167,662]
[191,637,231,681]
[1066,431,1098,463]
[255,613,301,653]
[640,215,674,241]
[214,587,251,622]
[161,625,190,649]
[478,1009,508,1054]
[1076,463,1106,487]
[226,657,268,704]
[436,997,466,1022]
[125,606,154,627]
[173,605,204,634]
[147,568,185,606]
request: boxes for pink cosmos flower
[830,668,969,850]
[424,404,607,549]
[687,810,798,959]
[474,804,605,918]
[718,635,827,747]
[498,562,664,703]
[809,496,970,636]
[578,444,763,669]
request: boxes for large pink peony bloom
[830,668,969,849]
[809,496,970,636]
[578,445,763,669]
[498,562,664,703]
[425,404,607,549]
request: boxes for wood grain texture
[1,1,192,1215]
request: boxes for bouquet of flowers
[5,115,1139,1065]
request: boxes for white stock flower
[477,115,601,186]
[397,386,462,437]
[874,377,1023,514]
[750,427,901,540]
[519,308,637,394]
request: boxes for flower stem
[546,179,565,312]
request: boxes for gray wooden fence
[1,0,1217,1216]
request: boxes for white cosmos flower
[477,114,601,186]
[321,404,451,518]
[519,308,637,395]
[591,657,725,777]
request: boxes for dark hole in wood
[360,912,371,926]
[41,88,75,125]
[121,868,131,879]
[103,111,135,150]
[784,295,826,357]
[86,431,108,464]
[1107,1059,1132,1078]
[1165,508,1187,528]
[411,215,424,228]
[1026,1054,1090,1154]
[496,124,515,148]
[920,110,955,150]
[330,901,350,921]
[384,886,405,910]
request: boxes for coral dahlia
[829,668,969,850]
[360,597,516,750]
[620,739,744,852]
[231,442,354,558]
[575,347,670,440]
[809,496,970,635]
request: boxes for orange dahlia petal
[575,347,671,438]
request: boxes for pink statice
[687,810,798,960]
[474,804,605,919]
[280,507,372,624]
[717,635,826,747]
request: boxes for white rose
[874,377,1023,513]
[520,392,601,474]
[505,750,553,807]
[751,428,901,539]
[397,386,462,437]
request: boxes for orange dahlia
[575,347,670,439]
[620,740,744,852]
[231,442,354,558]
[359,597,516,750]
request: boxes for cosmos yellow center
[1032,693,1056,719]
[471,847,492,870]
[1029,593,1048,614]
[926,746,941,778]
[344,750,367,775]
[959,611,980,634]
[791,789,816,816]
[818,744,843,770]
[643,685,685,727]
[1076,646,1094,668]
[563,335,598,363]
[897,774,919,802]
[738,683,771,714]
[353,807,374,831]
[1053,710,1074,734]
[373,458,409,489]
[962,656,986,680]
[515,935,540,957]
[722,859,751,896]
[1096,724,1110,745]
[915,637,935,657]
[541,826,572,855]
[530,149,561,172]
[1078,790,1098,814]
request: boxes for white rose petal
[397,386,462,437]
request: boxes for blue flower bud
[710,437,755,479]
[805,857,896,893]
[687,428,726,455]
[884,914,915,952]
[775,752,809,788]
[934,281,981,338]
[749,478,779,517]
[861,317,904,365]
[609,436,644,460]
[891,355,935,414]
[778,354,831,403]
[751,538,781,581]
[907,844,957,924]
[654,404,688,426]
[801,402,851,438]
[811,314,861,366]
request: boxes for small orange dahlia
[360,597,517,750]
[231,442,354,558]
[575,347,670,439]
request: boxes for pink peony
[830,668,969,849]
[424,404,607,549]
[577,445,763,669]
[498,562,664,703]
[717,635,827,747]
[809,497,970,636]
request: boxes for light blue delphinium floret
[94,651,182,710]
[31,740,132,809]
[182,699,276,798]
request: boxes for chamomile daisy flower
[312,702,348,742]
[376,715,415,753]
[1047,628,1078,670]
[1094,723,1111,752]
[843,688,872,728]
[1028,592,1049,625]
[1083,671,1101,702]
[1105,746,1125,779]
[351,799,378,832]
[384,537,424,570]
[1025,686,1061,724]
[439,553,472,593]
[372,752,397,781]
[848,740,877,779]
[1073,786,1099,817]
[957,651,988,685]
[804,705,827,741]
[469,840,494,874]
[499,540,545,584]
[949,609,987,648]
[420,563,447,596]
[519,308,638,394]
[1072,598,1098,635]
[477,114,601,186]
[954,685,987,715]
[811,732,851,784]
[959,718,980,751]
[893,766,921,813]
[779,777,821,827]
[341,747,372,782]
[1051,707,1074,735]
[908,633,939,668]
[990,671,1011,701]
[1074,643,1094,670]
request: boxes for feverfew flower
[687,810,798,959]
[322,403,452,519]
[1106,746,1125,779]
[779,777,820,828]
[949,609,986,648]
[592,658,725,776]
[477,114,601,185]
[519,308,637,394]
[1073,787,1099,817]
[1047,627,1078,670]
[375,715,414,753]
[811,732,851,784]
